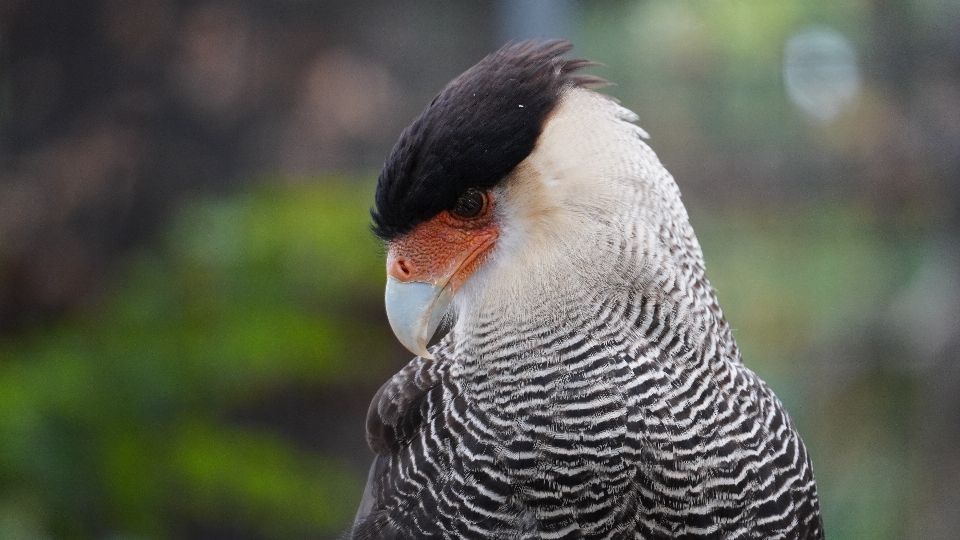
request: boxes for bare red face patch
[387,190,498,293]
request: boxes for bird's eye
[450,189,486,219]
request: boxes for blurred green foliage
[584,0,868,152]
[696,205,923,369]
[0,179,391,539]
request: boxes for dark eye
[451,189,486,219]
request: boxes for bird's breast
[454,327,642,536]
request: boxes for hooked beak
[384,278,454,359]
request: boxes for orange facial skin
[387,191,498,294]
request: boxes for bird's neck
[451,215,735,375]
[449,86,737,373]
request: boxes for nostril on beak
[389,257,413,281]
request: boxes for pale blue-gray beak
[384,277,454,359]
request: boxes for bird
[347,40,824,540]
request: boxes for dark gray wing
[346,355,450,539]
[344,343,532,540]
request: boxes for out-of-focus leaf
[174,422,362,537]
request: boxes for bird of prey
[348,40,824,540]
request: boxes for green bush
[0,178,391,539]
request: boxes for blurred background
[1,0,958,538]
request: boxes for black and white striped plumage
[349,40,824,540]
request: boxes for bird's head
[372,40,699,359]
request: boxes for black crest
[371,40,607,241]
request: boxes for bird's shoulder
[365,348,454,455]
[350,346,465,539]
